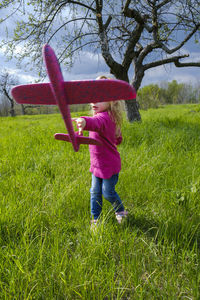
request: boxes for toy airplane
[11,44,136,152]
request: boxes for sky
[1,41,199,89]
[0,4,199,88]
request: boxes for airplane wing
[11,83,55,105]
[11,79,136,105]
[54,133,102,146]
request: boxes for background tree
[137,84,161,110]
[165,80,184,104]
[0,0,200,121]
[0,70,20,117]
[138,80,200,109]
[0,94,10,116]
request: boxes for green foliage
[164,80,185,104]
[138,80,200,109]
[0,105,200,298]
[137,84,161,110]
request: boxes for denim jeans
[90,173,124,220]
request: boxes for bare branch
[0,2,21,22]
[174,60,200,67]
[64,0,96,12]
[157,24,200,54]
[95,0,123,75]
[47,17,96,43]
[123,0,153,32]
[137,43,159,65]
[122,24,145,70]
[104,15,112,30]
[58,32,98,61]
[144,54,189,70]
[156,0,172,10]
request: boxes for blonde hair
[96,75,124,137]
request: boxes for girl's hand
[72,118,86,135]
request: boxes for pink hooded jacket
[82,111,122,179]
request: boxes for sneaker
[115,210,128,224]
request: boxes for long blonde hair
[96,75,124,137]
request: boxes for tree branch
[2,87,12,102]
[143,54,189,70]
[0,2,21,22]
[156,0,171,10]
[123,0,153,32]
[64,0,96,12]
[174,60,200,67]
[58,32,98,61]
[156,24,200,54]
[47,17,96,43]
[137,43,158,65]
[104,15,112,30]
[122,23,144,70]
[95,0,124,75]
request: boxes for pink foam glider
[11,44,136,152]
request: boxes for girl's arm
[82,115,106,133]
[73,115,106,134]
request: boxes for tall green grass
[0,104,199,299]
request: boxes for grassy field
[0,104,199,299]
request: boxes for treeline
[0,97,89,117]
[0,80,199,116]
[0,70,90,117]
[138,80,200,110]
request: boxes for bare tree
[0,94,10,116]
[0,0,200,121]
[0,70,20,117]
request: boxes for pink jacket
[83,111,122,179]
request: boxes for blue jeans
[90,173,124,220]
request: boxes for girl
[73,76,128,226]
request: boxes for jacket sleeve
[82,115,107,133]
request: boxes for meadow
[0,104,199,299]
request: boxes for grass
[0,104,199,299]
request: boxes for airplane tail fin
[54,133,102,146]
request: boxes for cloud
[141,46,200,87]
[142,63,199,87]
[184,51,200,63]
[0,40,38,83]
[62,51,109,80]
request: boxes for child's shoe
[115,210,128,224]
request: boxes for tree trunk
[9,99,15,117]
[112,70,141,122]
[125,99,141,122]
[3,88,16,117]
[21,104,25,115]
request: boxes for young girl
[73,76,128,226]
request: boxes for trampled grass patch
[0,105,199,299]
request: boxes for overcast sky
[1,43,199,88]
[0,4,199,88]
